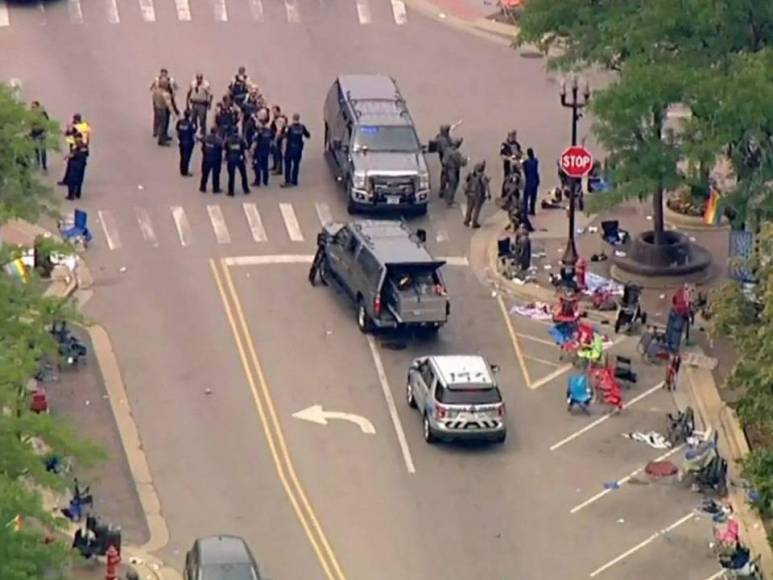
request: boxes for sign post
[559,145,593,272]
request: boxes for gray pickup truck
[317,220,450,334]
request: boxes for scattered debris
[84,400,90,406]
[659,294,666,299]
[688,236,697,242]
[491,291,497,298]
[576,228,585,235]
[617,518,625,524]
[438,11,446,18]
[646,215,653,220]
[544,264,552,270]
[645,460,678,477]
[204,388,213,395]
[604,482,620,490]
[622,431,671,449]
[588,226,599,233]
[137,185,144,190]
[119,266,128,273]
[614,250,626,257]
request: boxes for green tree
[0,83,103,580]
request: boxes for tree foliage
[0,84,103,580]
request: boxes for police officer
[434,124,452,195]
[199,127,224,194]
[241,90,261,144]
[228,66,251,110]
[65,134,89,201]
[215,96,239,139]
[270,105,288,175]
[251,121,274,187]
[308,232,329,286]
[500,130,523,180]
[522,147,540,216]
[186,73,212,137]
[462,161,491,229]
[225,129,250,196]
[440,138,467,206]
[29,101,50,172]
[176,110,196,176]
[281,113,310,188]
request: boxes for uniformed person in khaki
[463,161,491,229]
[186,73,212,137]
[440,138,467,206]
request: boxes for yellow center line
[210,259,344,580]
[496,294,532,388]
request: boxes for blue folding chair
[59,209,92,247]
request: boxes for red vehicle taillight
[498,403,506,417]
[373,295,382,316]
[434,284,447,296]
[435,404,448,419]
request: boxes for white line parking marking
[0,1,9,27]
[284,0,300,22]
[367,336,416,474]
[279,203,304,242]
[139,0,156,21]
[213,0,227,21]
[248,0,263,20]
[704,571,725,580]
[443,256,469,267]
[518,333,557,347]
[68,0,84,23]
[589,512,698,577]
[570,444,685,514]
[390,0,406,24]
[355,0,371,23]
[134,208,158,245]
[223,255,471,267]
[243,203,267,242]
[175,0,191,20]
[98,210,122,251]
[549,382,664,451]
[106,0,120,22]
[523,355,561,368]
[315,202,333,227]
[207,205,231,244]
[171,206,192,246]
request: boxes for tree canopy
[0,84,103,580]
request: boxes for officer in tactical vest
[228,66,251,110]
[199,127,224,194]
[215,96,239,139]
[433,124,451,196]
[463,161,491,229]
[225,129,250,196]
[251,121,274,187]
[440,138,467,206]
[281,114,310,187]
[176,110,196,176]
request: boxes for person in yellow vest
[59,114,91,186]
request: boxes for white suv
[406,355,506,444]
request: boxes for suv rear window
[436,384,502,405]
[387,268,440,294]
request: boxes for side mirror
[490,364,500,374]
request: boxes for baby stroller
[638,325,672,363]
[666,406,695,445]
[614,283,647,334]
[719,544,763,579]
[566,373,592,414]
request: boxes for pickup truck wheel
[406,380,417,408]
[319,258,331,285]
[423,414,436,444]
[346,190,358,215]
[356,299,372,333]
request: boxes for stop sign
[560,145,593,178]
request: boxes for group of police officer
[150,67,310,197]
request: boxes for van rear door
[384,262,449,325]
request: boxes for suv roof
[198,535,254,566]
[337,74,413,127]
[431,355,494,387]
[350,220,440,266]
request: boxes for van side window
[420,362,434,386]
[335,228,351,248]
[357,249,381,284]
[346,234,360,255]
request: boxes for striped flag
[703,189,722,226]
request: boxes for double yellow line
[210,258,346,580]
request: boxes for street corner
[40,325,151,548]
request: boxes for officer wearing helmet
[463,161,491,229]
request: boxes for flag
[704,189,722,226]
[6,515,22,532]
[3,258,29,283]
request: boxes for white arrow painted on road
[292,405,375,434]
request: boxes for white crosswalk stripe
[0,1,10,27]
[315,202,333,227]
[207,204,231,244]
[175,0,191,20]
[68,0,84,24]
[390,0,406,24]
[171,206,192,246]
[355,0,371,23]
[279,203,304,242]
[243,203,267,242]
[138,0,156,22]
[135,207,158,245]
[284,0,301,23]
[213,0,227,21]
[248,0,264,21]
[106,0,120,23]
[98,210,122,250]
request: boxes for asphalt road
[1,3,722,579]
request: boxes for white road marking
[207,205,231,244]
[355,0,371,23]
[315,202,333,227]
[523,355,561,368]
[174,0,191,20]
[134,207,158,245]
[243,203,267,243]
[171,206,192,246]
[293,405,376,434]
[704,571,725,580]
[248,0,263,20]
[106,0,120,23]
[517,333,558,347]
[223,254,471,267]
[367,335,416,474]
[213,0,227,21]
[279,203,304,242]
[549,382,664,451]
[138,0,156,22]
[529,335,629,390]
[589,512,698,577]
[390,0,406,24]
[0,1,10,27]
[570,444,685,514]
[68,0,84,24]
[97,210,122,251]
[284,0,300,22]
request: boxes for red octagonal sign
[560,145,593,178]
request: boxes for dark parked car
[183,535,265,580]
